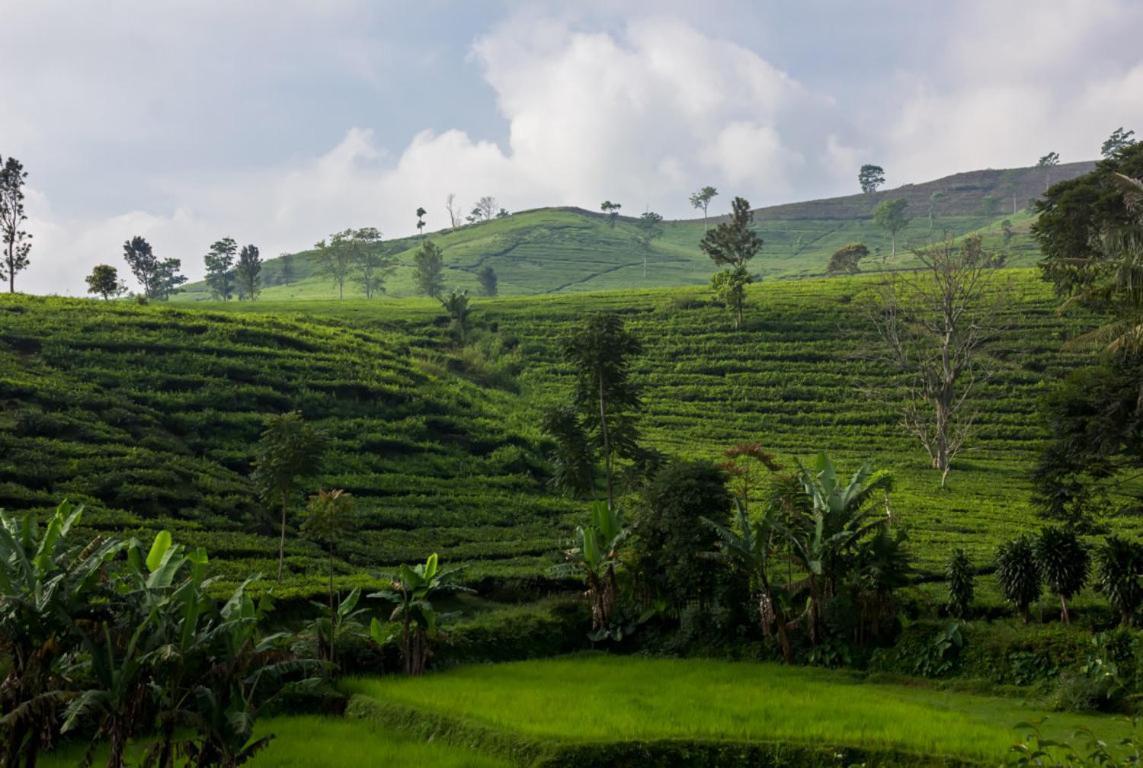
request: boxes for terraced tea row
[0,296,574,598]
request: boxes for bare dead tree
[445,193,461,228]
[475,195,498,221]
[871,235,1005,487]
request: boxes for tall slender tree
[314,231,354,299]
[414,240,445,297]
[564,313,643,509]
[637,211,663,279]
[235,244,262,300]
[872,235,1002,486]
[279,252,294,285]
[203,238,237,300]
[350,227,391,299]
[251,412,327,581]
[700,196,763,329]
[689,186,718,229]
[600,200,622,227]
[873,198,911,259]
[445,193,461,228]
[0,156,32,293]
[415,207,427,238]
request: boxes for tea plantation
[1,267,1117,598]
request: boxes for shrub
[635,460,732,616]
[996,535,1041,622]
[946,549,975,619]
[1035,527,1089,624]
[1095,535,1143,626]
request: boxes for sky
[3,0,1142,295]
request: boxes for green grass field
[345,654,1136,764]
[37,716,509,768]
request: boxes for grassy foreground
[346,655,1136,763]
[39,715,508,767]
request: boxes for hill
[0,296,573,598]
[4,269,1126,602]
[174,162,1092,301]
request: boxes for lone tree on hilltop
[85,264,126,300]
[700,196,762,329]
[123,236,185,300]
[1102,127,1136,160]
[252,411,327,582]
[467,196,497,223]
[445,193,461,228]
[204,238,237,300]
[871,235,1003,487]
[689,186,718,229]
[414,240,445,298]
[0,155,32,293]
[1038,151,1060,191]
[600,200,622,227]
[235,243,262,300]
[564,313,643,509]
[873,198,910,259]
[827,243,868,275]
[927,191,944,231]
[859,164,885,194]
[416,207,427,238]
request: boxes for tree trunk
[1060,594,1070,624]
[328,544,336,667]
[277,489,288,582]
[599,377,613,510]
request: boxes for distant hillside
[747,161,1093,221]
[175,162,1094,301]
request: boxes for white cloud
[882,0,1143,182]
[10,2,1143,295]
[21,13,839,294]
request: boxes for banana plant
[704,500,793,662]
[781,454,894,644]
[0,501,123,768]
[298,587,368,672]
[369,554,470,675]
[180,584,308,768]
[63,529,202,768]
[581,501,629,635]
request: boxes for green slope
[0,296,573,598]
[174,162,1090,301]
[11,267,1127,601]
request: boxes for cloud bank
[6,2,1143,294]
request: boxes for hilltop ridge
[176,161,1094,301]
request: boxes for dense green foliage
[946,548,975,619]
[997,536,1042,622]
[636,460,732,615]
